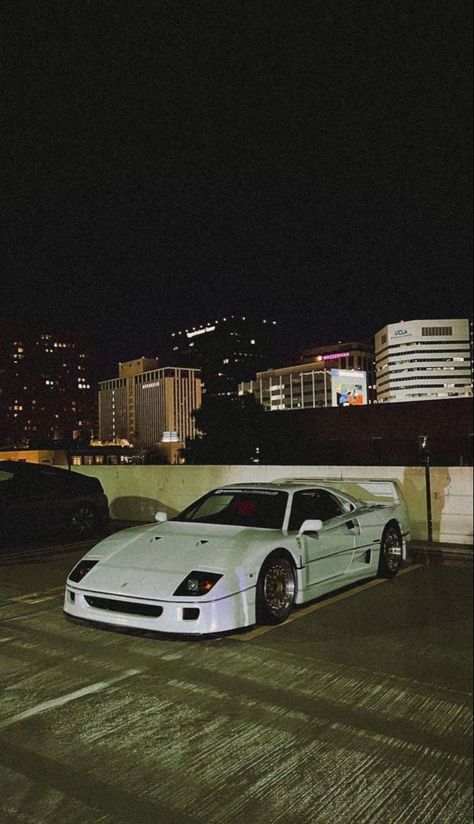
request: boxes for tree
[185,393,267,464]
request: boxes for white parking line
[9,586,65,605]
[0,541,93,563]
[0,669,143,730]
[233,564,424,641]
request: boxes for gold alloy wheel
[263,560,296,617]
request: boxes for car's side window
[289,490,344,530]
[36,469,71,493]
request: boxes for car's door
[0,466,45,542]
[23,466,74,534]
[289,489,357,587]
[0,467,19,543]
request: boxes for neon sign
[321,351,350,361]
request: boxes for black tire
[69,503,99,539]
[256,552,296,625]
[378,524,403,578]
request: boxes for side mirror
[298,519,323,537]
[155,511,168,523]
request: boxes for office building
[170,316,281,395]
[294,341,375,397]
[0,332,95,445]
[240,341,375,410]
[375,319,472,403]
[98,360,201,447]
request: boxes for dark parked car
[0,461,109,546]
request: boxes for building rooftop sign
[319,351,350,361]
[186,325,216,339]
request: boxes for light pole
[418,435,433,542]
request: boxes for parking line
[9,586,65,604]
[232,563,424,641]
[0,542,92,563]
[0,669,143,730]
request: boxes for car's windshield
[173,488,288,530]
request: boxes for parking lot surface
[0,535,472,824]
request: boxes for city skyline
[1,311,473,384]
[1,3,472,379]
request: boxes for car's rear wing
[272,477,404,506]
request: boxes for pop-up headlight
[68,559,99,583]
[173,571,222,597]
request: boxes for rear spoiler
[272,477,403,506]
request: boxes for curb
[409,541,473,563]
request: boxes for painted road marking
[0,669,143,730]
[233,563,424,641]
[0,540,95,563]
[9,586,65,605]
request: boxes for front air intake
[85,596,163,617]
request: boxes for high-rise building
[0,332,95,445]
[170,316,281,395]
[375,319,472,403]
[98,361,201,447]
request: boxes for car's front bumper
[64,584,256,635]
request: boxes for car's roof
[0,460,65,472]
[0,460,98,485]
[213,481,345,494]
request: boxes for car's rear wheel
[69,503,99,539]
[256,552,296,624]
[378,524,403,578]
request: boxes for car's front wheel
[69,503,100,539]
[378,524,403,578]
[256,552,296,625]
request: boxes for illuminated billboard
[331,369,367,407]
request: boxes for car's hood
[71,521,277,600]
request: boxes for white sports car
[64,478,411,635]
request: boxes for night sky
[2,2,472,378]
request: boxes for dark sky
[1,1,472,376]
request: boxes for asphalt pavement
[0,533,472,824]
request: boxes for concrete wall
[74,465,474,546]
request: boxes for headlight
[173,571,222,597]
[68,559,99,583]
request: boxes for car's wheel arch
[262,546,298,570]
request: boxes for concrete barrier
[74,465,473,545]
